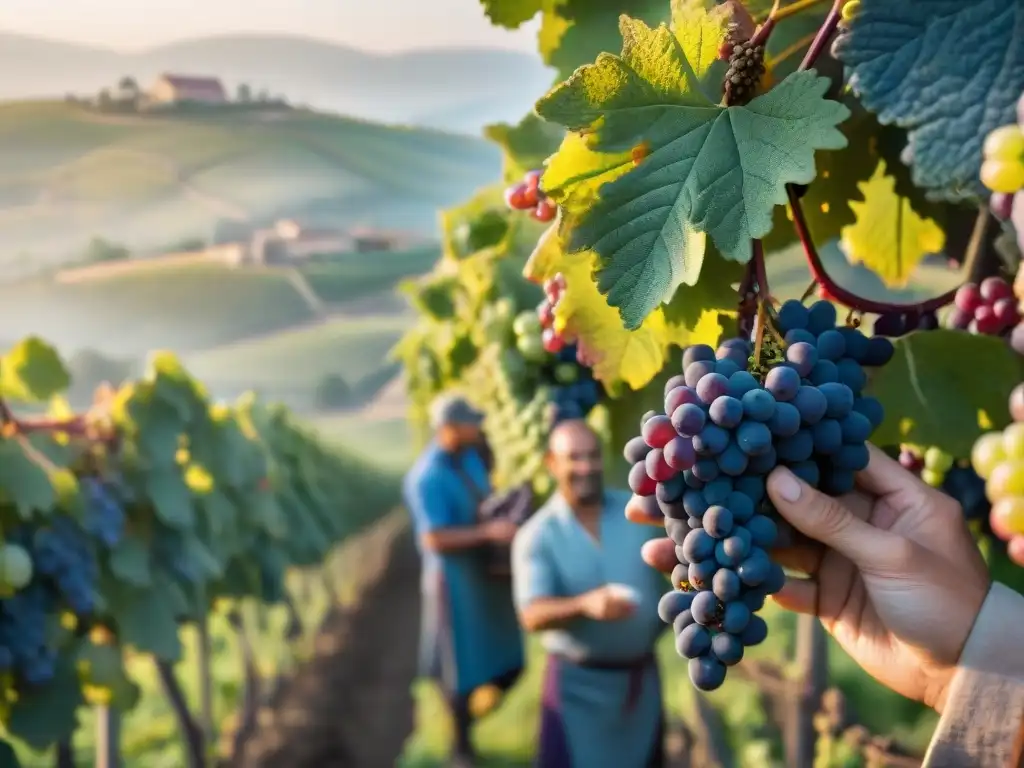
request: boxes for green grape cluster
[465,344,555,498]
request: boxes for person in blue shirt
[512,419,669,768]
[403,394,525,767]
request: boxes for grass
[0,100,500,267]
[183,314,413,410]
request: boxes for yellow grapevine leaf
[526,224,672,390]
[840,159,946,288]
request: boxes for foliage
[0,337,399,758]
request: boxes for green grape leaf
[484,113,564,180]
[866,331,1024,457]
[111,582,182,661]
[480,0,543,28]
[539,0,673,80]
[536,14,849,327]
[7,656,83,749]
[833,0,1024,200]
[146,468,195,530]
[0,741,18,768]
[661,243,744,329]
[108,536,152,588]
[0,438,56,517]
[0,337,69,403]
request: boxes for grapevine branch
[752,0,981,320]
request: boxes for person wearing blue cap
[404,393,525,767]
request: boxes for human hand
[639,444,991,713]
[579,585,638,621]
[482,518,519,544]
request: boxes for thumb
[766,466,899,571]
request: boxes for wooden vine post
[95,706,121,768]
[787,616,829,768]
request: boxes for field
[0,100,500,269]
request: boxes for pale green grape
[0,543,33,590]
[972,432,1007,480]
[1003,422,1024,459]
[986,459,1024,500]
[920,468,945,488]
[923,446,954,472]
[992,496,1024,536]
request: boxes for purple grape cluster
[625,299,894,691]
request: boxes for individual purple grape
[709,396,744,428]
[671,403,707,436]
[623,436,650,464]
[642,415,677,449]
[664,436,696,471]
[696,373,730,404]
[764,366,800,402]
[785,341,818,377]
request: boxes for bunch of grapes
[899,445,991,523]
[897,445,954,487]
[872,310,939,337]
[504,169,557,223]
[984,92,1024,255]
[549,344,601,423]
[29,517,99,617]
[972,383,1024,542]
[944,277,1019,336]
[0,582,58,686]
[625,299,893,691]
[81,476,127,548]
[537,273,569,354]
[723,38,766,106]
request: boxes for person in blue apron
[512,419,669,767]
[403,394,525,767]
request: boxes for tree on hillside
[118,76,139,100]
[83,237,130,264]
[236,83,252,103]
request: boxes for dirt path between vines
[237,512,421,768]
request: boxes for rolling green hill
[0,100,500,270]
[0,247,437,356]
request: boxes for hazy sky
[0,0,541,52]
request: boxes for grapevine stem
[785,186,959,314]
[797,0,844,71]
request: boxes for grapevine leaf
[480,0,543,28]
[0,337,69,403]
[483,113,564,179]
[539,0,672,80]
[0,438,55,517]
[7,657,83,749]
[0,741,18,768]
[146,468,195,530]
[525,225,674,389]
[866,331,1024,457]
[661,243,744,329]
[112,583,182,661]
[833,0,1024,200]
[840,160,946,288]
[108,536,152,588]
[536,14,849,324]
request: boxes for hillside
[0,33,554,133]
[0,100,500,269]
[0,248,437,356]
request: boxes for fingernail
[771,468,802,502]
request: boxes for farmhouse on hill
[148,74,227,105]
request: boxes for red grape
[645,449,677,482]
[980,276,1013,303]
[665,385,701,416]
[1011,383,1024,423]
[972,305,1002,335]
[537,301,555,328]
[642,414,677,449]
[628,461,657,496]
[532,198,557,222]
[524,169,542,192]
[992,192,1014,221]
[542,327,564,353]
[504,183,531,210]
[664,436,696,471]
[552,272,566,291]
[954,283,982,313]
[993,297,1020,327]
